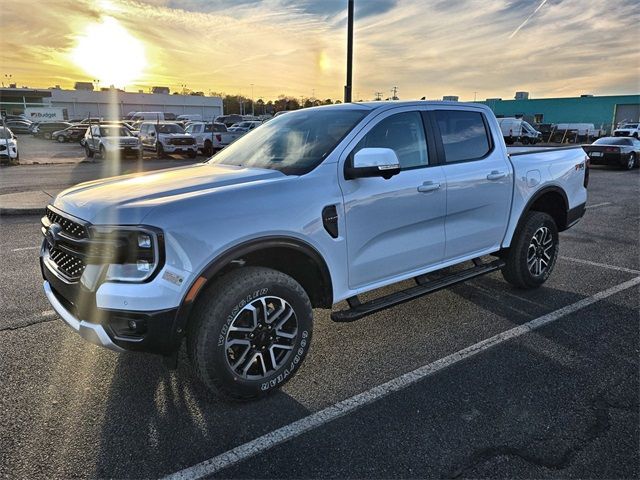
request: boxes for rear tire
[623,153,636,170]
[99,145,107,159]
[502,211,559,289]
[57,135,66,143]
[187,267,313,401]
[43,132,52,140]
[85,145,94,158]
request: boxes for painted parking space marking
[560,256,640,275]
[11,246,39,252]
[586,202,612,209]
[164,275,640,480]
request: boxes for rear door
[339,108,447,289]
[431,108,512,261]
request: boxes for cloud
[0,0,637,100]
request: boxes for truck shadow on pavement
[93,349,311,478]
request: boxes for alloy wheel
[527,226,554,276]
[224,296,298,380]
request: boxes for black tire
[156,142,166,158]
[187,266,313,401]
[203,140,213,156]
[99,145,107,159]
[623,153,636,170]
[57,135,66,143]
[43,132,52,140]
[502,211,559,289]
[85,145,94,158]
[187,149,197,159]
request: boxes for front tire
[85,145,94,158]
[43,132,52,140]
[187,267,313,401]
[156,142,166,158]
[57,135,66,143]
[502,211,559,289]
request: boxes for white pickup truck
[40,102,588,401]
[184,122,242,155]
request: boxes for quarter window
[354,111,428,169]
[434,110,491,162]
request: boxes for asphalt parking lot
[0,165,638,479]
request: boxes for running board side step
[331,259,505,323]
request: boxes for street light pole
[251,83,254,116]
[344,0,354,103]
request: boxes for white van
[553,123,603,137]
[497,118,541,145]
[176,114,202,122]
[131,111,165,122]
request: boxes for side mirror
[346,147,401,180]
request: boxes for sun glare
[70,16,147,88]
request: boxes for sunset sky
[1,0,638,101]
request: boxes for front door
[340,109,447,289]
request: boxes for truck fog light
[138,234,152,248]
[137,260,151,272]
[128,320,138,330]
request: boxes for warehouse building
[0,86,223,120]
[481,94,639,132]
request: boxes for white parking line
[11,246,39,252]
[164,275,640,480]
[586,202,612,209]
[560,256,640,275]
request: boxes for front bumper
[162,143,196,153]
[43,280,125,352]
[41,247,183,355]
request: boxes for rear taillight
[215,134,222,142]
[584,155,590,188]
[604,147,619,153]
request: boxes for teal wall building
[480,94,639,131]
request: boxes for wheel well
[189,243,333,311]
[528,190,567,230]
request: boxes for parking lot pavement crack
[448,383,638,479]
[0,316,57,333]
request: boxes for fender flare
[172,236,334,335]
[503,185,569,248]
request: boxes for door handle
[417,181,441,193]
[486,170,506,181]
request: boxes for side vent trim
[322,205,339,239]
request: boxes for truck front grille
[46,206,88,239]
[170,138,195,145]
[49,247,86,280]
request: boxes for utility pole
[344,0,354,103]
[474,91,478,101]
[373,91,382,101]
[251,83,254,116]
[391,86,398,100]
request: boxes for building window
[534,114,544,123]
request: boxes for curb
[0,207,44,216]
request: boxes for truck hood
[53,163,286,224]
[158,133,193,139]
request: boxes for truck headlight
[89,226,164,282]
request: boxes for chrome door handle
[487,170,506,181]
[417,182,441,193]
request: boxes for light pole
[344,0,354,103]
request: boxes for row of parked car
[1,113,267,162]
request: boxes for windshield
[157,124,185,134]
[100,126,130,137]
[208,108,368,175]
[621,123,638,128]
[0,127,12,137]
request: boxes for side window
[184,124,193,133]
[434,110,491,163]
[354,111,428,169]
[204,124,212,133]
